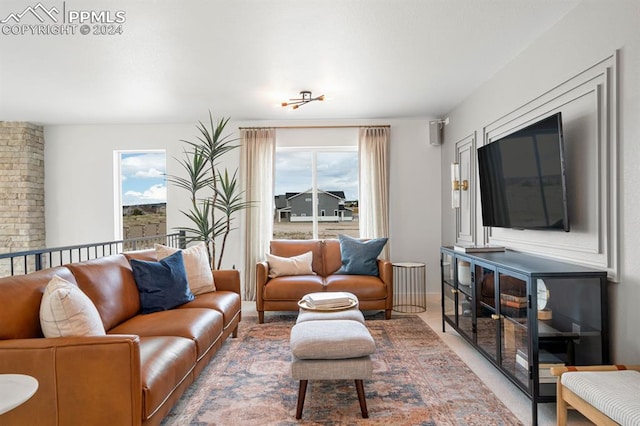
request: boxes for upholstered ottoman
[290,319,376,419]
[296,306,365,324]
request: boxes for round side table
[392,262,427,313]
[0,374,39,415]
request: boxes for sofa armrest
[377,259,394,309]
[213,269,240,294]
[0,335,142,425]
[256,261,269,312]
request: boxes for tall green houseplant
[167,112,250,270]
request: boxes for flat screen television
[477,112,569,231]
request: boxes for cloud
[121,152,166,179]
[135,167,164,178]
[121,152,167,206]
[124,183,167,205]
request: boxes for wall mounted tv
[477,112,569,232]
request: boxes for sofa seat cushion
[138,336,196,420]
[109,308,223,360]
[263,275,325,301]
[324,275,387,300]
[178,291,241,331]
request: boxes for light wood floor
[243,294,593,426]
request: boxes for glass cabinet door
[441,251,456,327]
[455,257,473,340]
[535,275,605,397]
[498,271,530,391]
[474,263,498,362]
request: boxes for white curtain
[358,126,390,259]
[240,128,275,301]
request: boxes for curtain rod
[238,124,390,130]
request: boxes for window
[115,150,167,241]
[273,147,359,240]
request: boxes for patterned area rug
[161,314,522,425]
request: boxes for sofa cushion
[130,251,195,314]
[39,275,106,338]
[336,234,388,276]
[263,275,325,301]
[109,307,223,360]
[270,240,325,275]
[178,291,241,331]
[138,335,197,420]
[324,274,387,300]
[266,251,314,278]
[0,266,76,339]
[67,254,141,331]
[155,242,215,295]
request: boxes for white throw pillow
[266,251,315,278]
[155,242,215,295]
[40,275,106,337]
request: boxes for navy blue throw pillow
[336,234,388,276]
[130,250,195,314]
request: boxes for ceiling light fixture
[281,90,325,110]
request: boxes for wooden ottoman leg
[296,380,308,419]
[355,380,369,418]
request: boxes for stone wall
[0,122,45,273]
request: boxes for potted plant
[167,111,251,270]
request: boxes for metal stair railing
[0,231,186,277]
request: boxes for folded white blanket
[304,292,355,308]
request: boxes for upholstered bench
[552,365,640,425]
[289,317,376,419]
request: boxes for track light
[281,90,325,109]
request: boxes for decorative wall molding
[455,133,475,244]
[480,51,619,280]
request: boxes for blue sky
[119,150,357,206]
[120,152,167,206]
[275,151,359,201]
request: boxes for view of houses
[274,190,357,222]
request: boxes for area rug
[161,314,522,425]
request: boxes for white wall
[441,0,640,362]
[44,117,443,295]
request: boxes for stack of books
[500,293,527,309]
[515,349,565,383]
[304,292,355,309]
[453,243,505,253]
[539,350,565,383]
[500,293,527,317]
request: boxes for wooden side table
[392,262,427,313]
[0,374,39,415]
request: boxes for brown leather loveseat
[256,239,393,323]
[0,248,241,426]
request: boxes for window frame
[275,145,358,239]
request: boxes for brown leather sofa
[0,249,241,426]
[256,239,393,323]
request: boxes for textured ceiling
[0,0,580,124]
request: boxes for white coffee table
[0,374,39,415]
